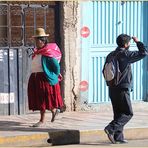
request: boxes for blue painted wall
[81,1,148,103]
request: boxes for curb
[0,127,148,146]
[80,127,148,142]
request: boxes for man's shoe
[115,139,128,144]
[104,128,116,144]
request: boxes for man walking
[104,34,148,144]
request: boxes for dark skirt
[28,72,63,111]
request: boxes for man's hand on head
[132,37,139,43]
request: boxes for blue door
[81,1,148,103]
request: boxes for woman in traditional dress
[28,28,63,127]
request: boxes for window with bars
[0,2,58,47]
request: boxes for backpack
[102,51,122,87]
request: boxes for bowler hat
[32,28,49,37]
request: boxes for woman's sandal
[31,121,44,127]
[51,109,60,122]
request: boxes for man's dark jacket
[111,42,147,90]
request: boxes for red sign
[80,26,90,38]
[79,81,88,91]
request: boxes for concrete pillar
[60,2,81,111]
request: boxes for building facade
[0,1,147,115]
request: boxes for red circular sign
[80,26,90,38]
[79,81,89,91]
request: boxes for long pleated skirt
[28,72,63,111]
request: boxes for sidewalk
[0,102,148,146]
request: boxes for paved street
[35,139,148,147]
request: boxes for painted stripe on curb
[0,133,49,144]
